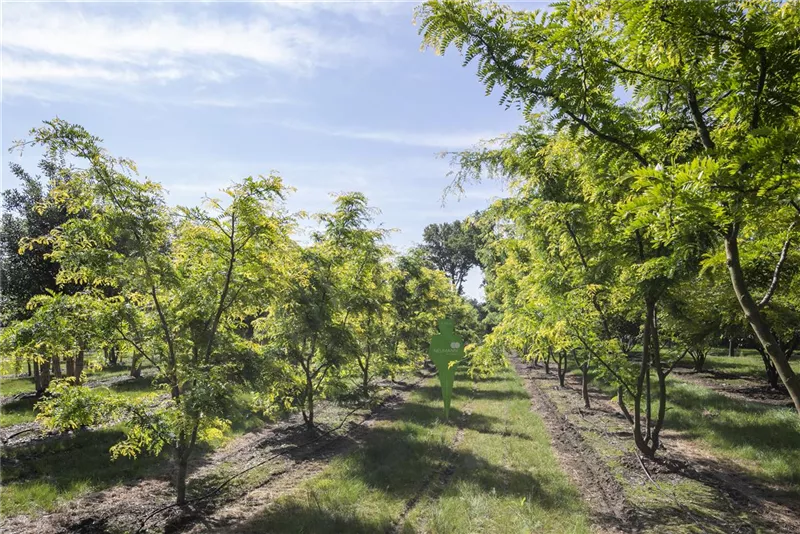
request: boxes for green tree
[255,193,383,429]
[0,159,77,385]
[419,218,482,294]
[17,119,293,504]
[416,0,800,423]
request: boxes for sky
[0,0,540,300]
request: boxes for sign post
[427,318,465,419]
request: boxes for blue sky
[1,1,542,299]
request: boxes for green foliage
[35,378,118,431]
[418,217,483,294]
[2,117,484,505]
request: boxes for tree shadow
[231,499,391,533]
[109,376,155,394]
[1,395,37,415]
[415,384,528,403]
[1,428,175,494]
[665,382,800,485]
[233,411,579,533]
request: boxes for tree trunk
[33,360,42,395]
[176,454,189,505]
[689,349,706,372]
[757,348,780,389]
[36,359,52,395]
[307,384,315,431]
[544,347,551,374]
[52,355,62,378]
[728,337,736,357]
[109,346,118,366]
[363,361,370,398]
[130,352,142,378]
[27,360,32,377]
[304,366,315,431]
[634,299,657,458]
[617,385,633,423]
[556,351,568,387]
[650,311,667,455]
[75,347,85,385]
[580,361,590,409]
[66,357,75,378]
[725,229,800,413]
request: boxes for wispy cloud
[1,3,377,97]
[269,0,412,23]
[275,120,506,149]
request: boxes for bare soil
[512,356,800,534]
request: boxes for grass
[0,397,39,427]
[0,374,160,428]
[0,426,175,516]
[0,386,268,518]
[562,350,800,489]
[664,378,800,489]
[0,361,153,398]
[238,367,590,534]
[0,377,37,397]
[694,349,800,380]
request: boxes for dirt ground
[511,356,800,534]
[0,369,434,534]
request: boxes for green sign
[428,318,464,419]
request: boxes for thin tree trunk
[75,346,85,385]
[556,351,567,387]
[651,309,667,454]
[307,381,314,431]
[757,348,780,389]
[52,355,62,378]
[634,299,656,458]
[544,347,552,374]
[617,385,633,423]
[581,361,590,409]
[363,359,370,397]
[130,352,142,378]
[725,229,800,413]
[39,359,51,395]
[27,360,32,377]
[176,454,189,505]
[728,337,736,357]
[66,356,75,378]
[33,360,42,395]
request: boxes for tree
[419,218,481,294]
[255,193,383,429]
[0,158,76,383]
[19,118,293,504]
[416,0,800,422]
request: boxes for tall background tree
[418,217,482,294]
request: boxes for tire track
[388,381,477,534]
[510,355,635,533]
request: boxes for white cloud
[1,3,374,90]
[2,58,184,84]
[276,120,506,148]
[269,0,412,23]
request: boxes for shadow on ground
[232,372,582,534]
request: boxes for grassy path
[235,366,590,534]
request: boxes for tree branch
[603,59,678,83]
[758,222,795,308]
[685,84,715,150]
